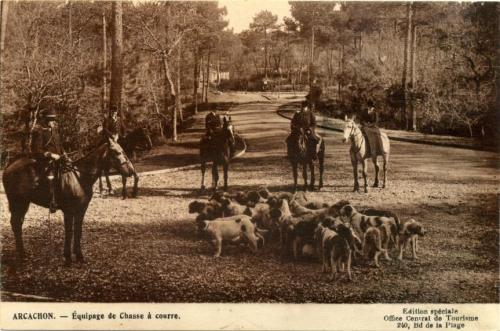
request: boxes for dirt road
[1,95,498,302]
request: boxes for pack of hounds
[189,187,426,281]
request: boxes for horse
[286,127,325,192]
[200,116,235,192]
[342,116,390,193]
[99,127,152,199]
[2,137,129,266]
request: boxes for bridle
[345,120,364,154]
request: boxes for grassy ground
[1,94,498,303]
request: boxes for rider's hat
[42,108,57,121]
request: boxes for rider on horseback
[359,99,381,156]
[205,108,221,139]
[30,108,64,213]
[290,101,323,157]
[204,108,235,157]
[306,78,323,111]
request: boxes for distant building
[200,67,229,84]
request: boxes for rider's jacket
[205,112,221,133]
[291,110,317,132]
[30,124,63,159]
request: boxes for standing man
[102,107,120,141]
[30,108,64,213]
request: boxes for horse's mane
[74,142,108,166]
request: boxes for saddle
[362,126,387,157]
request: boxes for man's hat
[42,108,57,120]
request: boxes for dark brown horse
[342,117,390,193]
[99,128,152,199]
[2,137,128,265]
[286,128,325,192]
[200,116,235,192]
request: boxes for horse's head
[105,137,131,171]
[222,116,235,145]
[342,115,358,143]
[136,127,153,150]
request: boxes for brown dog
[340,205,397,263]
[398,219,426,260]
[314,218,356,280]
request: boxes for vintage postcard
[0,0,498,330]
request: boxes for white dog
[203,215,265,257]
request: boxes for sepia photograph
[0,0,498,330]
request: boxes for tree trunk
[402,2,413,130]
[264,28,268,79]
[68,1,73,47]
[101,7,107,115]
[163,55,177,142]
[216,53,221,87]
[0,1,9,80]
[204,50,210,103]
[176,40,183,124]
[410,24,417,131]
[193,47,199,114]
[308,25,315,86]
[109,1,124,134]
[200,55,205,104]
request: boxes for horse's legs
[63,213,74,266]
[302,162,308,191]
[121,175,128,199]
[73,208,88,263]
[352,159,359,192]
[223,162,228,192]
[132,171,139,198]
[9,202,29,258]
[318,147,324,190]
[212,162,219,191]
[372,156,380,188]
[309,160,315,191]
[104,167,113,194]
[292,161,298,193]
[201,160,206,190]
[98,170,103,194]
[382,154,389,188]
[361,159,368,193]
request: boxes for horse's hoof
[200,185,206,191]
[364,188,368,193]
[373,183,379,188]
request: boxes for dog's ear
[189,200,202,213]
[342,205,353,217]
[221,197,231,207]
[243,207,253,217]
[234,218,241,223]
[270,208,282,221]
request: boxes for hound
[314,218,355,280]
[203,215,265,257]
[340,205,397,262]
[398,219,426,261]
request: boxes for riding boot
[48,177,58,213]
[316,135,323,155]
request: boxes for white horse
[342,117,390,192]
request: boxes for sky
[218,0,292,33]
